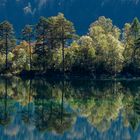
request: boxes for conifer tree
[22,25,34,70]
[0,21,15,70]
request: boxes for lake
[0,77,140,140]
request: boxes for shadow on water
[0,77,140,139]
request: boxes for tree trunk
[29,37,32,71]
[5,33,8,70]
[62,39,65,76]
[61,26,65,76]
[43,31,45,72]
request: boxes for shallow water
[0,77,140,140]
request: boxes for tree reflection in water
[21,79,34,125]
[33,79,76,134]
[0,78,13,126]
[0,78,139,139]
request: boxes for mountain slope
[1,0,140,34]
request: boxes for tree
[131,37,140,73]
[123,18,140,75]
[78,35,94,48]
[130,18,140,62]
[0,21,15,71]
[130,17,140,40]
[35,13,75,74]
[35,17,49,71]
[73,36,96,74]
[49,13,75,75]
[90,16,121,39]
[89,16,123,76]
[12,41,30,73]
[46,16,61,49]
[22,25,34,70]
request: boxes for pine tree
[35,14,75,73]
[35,17,48,71]
[22,25,34,70]
[51,13,75,74]
[0,21,15,70]
[131,17,140,40]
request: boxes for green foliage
[72,36,96,73]
[34,13,75,72]
[22,25,34,70]
[12,41,30,73]
[89,16,124,75]
[22,25,33,41]
[0,15,140,76]
[123,18,140,75]
[130,17,140,39]
[0,21,15,70]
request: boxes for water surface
[0,77,140,140]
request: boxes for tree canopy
[0,14,140,77]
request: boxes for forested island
[0,13,140,78]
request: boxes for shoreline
[1,70,140,81]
